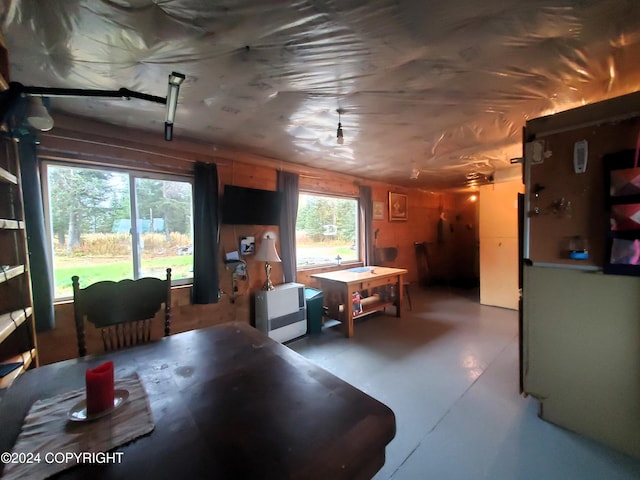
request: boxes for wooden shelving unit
[0,135,38,389]
[0,349,36,389]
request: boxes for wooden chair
[72,268,172,357]
[373,247,412,311]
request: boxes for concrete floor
[288,287,640,480]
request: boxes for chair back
[72,268,172,357]
[374,247,398,264]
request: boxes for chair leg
[403,282,412,311]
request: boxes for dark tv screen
[222,185,283,225]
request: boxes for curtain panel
[277,171,299,283]
[18,136,55,331]
[359,185,374,266]
[192,162,220,304]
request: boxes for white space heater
[255,283,307,343]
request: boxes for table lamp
[255,233,281,291]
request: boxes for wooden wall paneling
[226,161,278,190]
[35,113,476,364]
[527,117,640,266]
[39,133,198,176]
[47,114,278,171]
[298,171,360,197]
[38,286,239,365]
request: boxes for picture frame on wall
[603,149,640,276]
[373,201,384,220]
[388,192,408,221]
[240,236,255,255]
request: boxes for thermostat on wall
[573,139,588,173]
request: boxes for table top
[311,266,408,284]
[0,322,396,480]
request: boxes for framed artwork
[603,149,640,276]
[373,201,384,220]
[388,192,408,221]
[240,236,255,255]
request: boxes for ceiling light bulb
[337,122,344,144]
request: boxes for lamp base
[262,261,275,291]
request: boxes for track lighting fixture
[5,71,186,141]
[336,108,344,144]
[165,71,186,141]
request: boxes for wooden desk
[0,322,395,480]
[312,266,408,337]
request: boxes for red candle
[85,361,114,415]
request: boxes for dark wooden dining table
[0,322,396,479]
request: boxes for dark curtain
[359,185,374,265]
[192,162,220,304]
[277,171,299,283]
[17,135,55,331]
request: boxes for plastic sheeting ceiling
[2,0,640,188]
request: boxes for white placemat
[1,373,154,480]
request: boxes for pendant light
[336,108,344,144]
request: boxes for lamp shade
[26,96,54,131]
[256,237,281,263]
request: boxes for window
[296,193,359,268]
[43,162,193,298]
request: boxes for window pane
[46,164,194,299]
[296,193,358,267]
[134,177,193,281]
[47,165,132,297]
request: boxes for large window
[43,162,193,298]
[296,193,359,268]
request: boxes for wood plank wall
[35,114,477,364]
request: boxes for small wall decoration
[373,201,384,220]
[388,192,408,221]
[240,236,255,255]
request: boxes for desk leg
[345,285,355,338]
[396,275,403,318]
[319,282,354,338]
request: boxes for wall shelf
[0,265,25,284]
[0,349,36,389]
[0,166,17,185]
[0,218,23,230]
[0,307,32,344]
